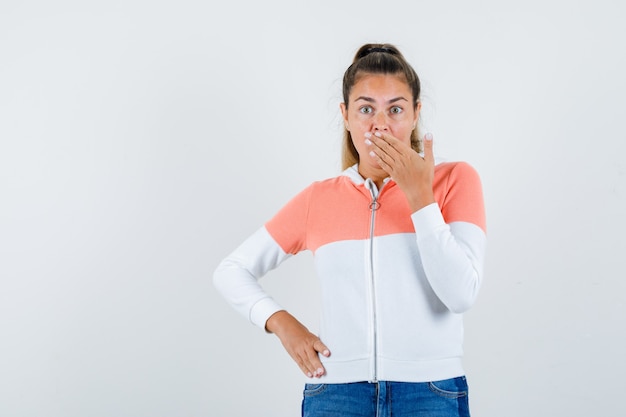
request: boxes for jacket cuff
[250,297,284,331]
[410,202,446,239]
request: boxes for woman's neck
[358,166,387,189]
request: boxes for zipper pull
[365,178,381,211]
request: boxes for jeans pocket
[428,376,468,399]
[303,383,327,397]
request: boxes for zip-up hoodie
[213,161,486,384]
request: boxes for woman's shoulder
[309,169,358,189]
[433,158,482,188]
[285,172,354,203]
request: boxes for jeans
[301,377,470,417]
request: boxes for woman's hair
[341,43,422,169]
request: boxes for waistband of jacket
[304,357,464,384]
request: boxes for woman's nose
[373,112,389,131]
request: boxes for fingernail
[323,349,330,356]
[364,132,372,138]
[374,132,382,138]
[316,368,324,376]
[364,138,372,145]
[424,132,433,141]
[369,151,376,157]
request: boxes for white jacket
[214,162,486,383]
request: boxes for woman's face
[340,73,420,178]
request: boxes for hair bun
[356,45,398,60]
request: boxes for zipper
[365,179,382,383]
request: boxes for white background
[1,1,625,416]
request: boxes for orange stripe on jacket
[434,161,486,233]
[266,161,486,254]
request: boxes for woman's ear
[414,101,422,127]
[340,102,349,130]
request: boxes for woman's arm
[213,227,287,328]
[213,224,331,378]
[366,132,486,312]
[412,203,486,313]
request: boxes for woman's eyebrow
[354,96,409,104]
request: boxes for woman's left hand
[366,131,436,212]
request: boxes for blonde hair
[341,43,422,169]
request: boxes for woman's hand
[366,131,436,212]
[265,310,330,378]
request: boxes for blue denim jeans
[301,377,470,417]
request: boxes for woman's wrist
[406,187,435,213]
[265,310,293,335]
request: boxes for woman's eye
[390,106,403,114]
[359,106,373,114]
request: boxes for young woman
[214,43,486,417]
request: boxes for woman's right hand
[265,310,331,378]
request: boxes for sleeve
[213,227,290,329]
[213,185,313,330]
[411,162,487,313]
